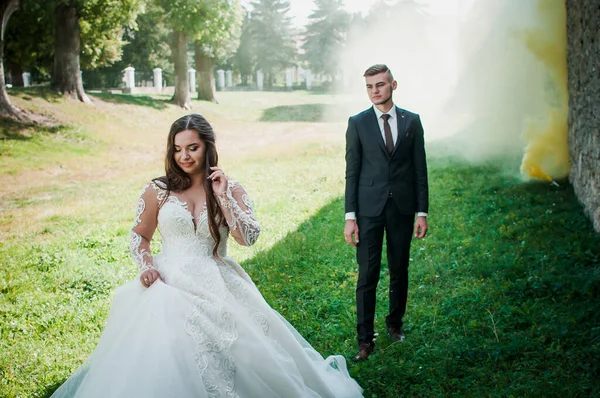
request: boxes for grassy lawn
[1,88,599,397]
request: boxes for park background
[1,0,599,397]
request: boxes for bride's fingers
[149,270,159,283]
[207,167,226,181]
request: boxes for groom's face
[365,72,397,106]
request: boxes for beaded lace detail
[217,180,260,246]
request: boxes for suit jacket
[345,105,429,218]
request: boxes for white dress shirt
[373,104,399,147]
[345,104,428,220]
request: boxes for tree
[232,11,253,86]
[159,0,242,107]
[171,29,191,108]
[193,0,242,102]
[0,0,27,120]
[159,0,205,109]
[5,0,142,89]
[248,0,296,88]
[301,0,349,81]
[51,0,142,103]
[52,2,91,103]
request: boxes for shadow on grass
[39,381,63,398]
[242,158,600,396]
[88,92,169,110]
[8,85,63,103]
[260,103,349,122]
[260,103,327,122]
[9,86,169,110]
[242,196,356,349]
[0,116,68,141]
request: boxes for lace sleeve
[130,181,163,272]
[216,180,260,246]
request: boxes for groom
[344,64,429,362]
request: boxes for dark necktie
[381,114,394,154]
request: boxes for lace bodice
[127,179,263,397]
[129,179,260,273]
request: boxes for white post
[188,68,196,92]
[22,72,31,87]
[257,70,264,91]
[305,70,312,90]
[285,69,294,89]
[153,68,163,92]
[217,69,225,91]
[124,66,135,89]
[226,70,233,89]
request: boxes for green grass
[1,88,599,397]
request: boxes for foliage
[82,2,173,90]
[158,0,242,51]
[301,0,350,78]
[5,0,143,74]
[119,2,172,72]
[4,0,55,78]
[192,0,243,62]
[77,0,144,69]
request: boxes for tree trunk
[172,30,191,109]
[0,0,27,120]
[51,4,91,104]
[194,42,217,103]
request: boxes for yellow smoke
[519,0,570,181]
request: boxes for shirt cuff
[347,212,426,219]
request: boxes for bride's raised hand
[208,166,228,196]
[140,269,160,288]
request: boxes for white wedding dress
[51,180,363,398]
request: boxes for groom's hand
[414,216,428,239]
[344,220,360,247]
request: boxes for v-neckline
[168,196,207,232]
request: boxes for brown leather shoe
[388,327,405,342]
[352,342,374,362]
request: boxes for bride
[50,114,363,398]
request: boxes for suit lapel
[364,107,389,156]
[393,106,407,155]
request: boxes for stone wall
[566,0,600,232]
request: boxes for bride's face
[173,129,206,176]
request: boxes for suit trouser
[355,197,414,345]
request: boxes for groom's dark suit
[345,105,428,346]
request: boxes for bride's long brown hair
[154,114,224,257]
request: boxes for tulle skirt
[50,277,363,398]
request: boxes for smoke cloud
[336,0,569,180]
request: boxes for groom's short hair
[363,64,394,81]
